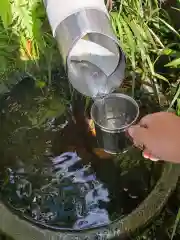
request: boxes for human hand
[128,112,180,163]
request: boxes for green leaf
[144,25,158,50]
[176,99,180,117]
[148,28,164,48]
[154,73,169,83]
[146,55,154,75]
[85,97,91,111]
[159,18,180,39]
[120,15,136,68]
[165,58,180,67]
[112,15,125,52]
[160,48,174,56]
[171,7,180,13]
[168,85,180,110]
[0,0,12,28]
[171,208,180,240]
[35,80,46,89]
[128,20,146,60]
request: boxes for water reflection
[2,152,110,230]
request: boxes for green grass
[111,0,180,104]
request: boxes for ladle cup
[90,93,139,154]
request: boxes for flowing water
[69,60,110,98]
[0,73,161,231]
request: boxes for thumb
[128,125,150,147]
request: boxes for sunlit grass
[111,0,179,92]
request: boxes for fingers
[139,112,175,127]
[128,125,150,148]
[128,125,160,162]
[139,114,153,128]
[143,150,159,162]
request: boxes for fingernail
[143,153,149,159]
[143,152,159,161]
[150,156,159,162]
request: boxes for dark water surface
[0,75,160,231]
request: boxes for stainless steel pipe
[44,1,125,97]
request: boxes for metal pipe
[44,0,126,97]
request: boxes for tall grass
[111,0,180,100]
[111,2,180,238]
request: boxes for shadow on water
[0,72,162,232]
